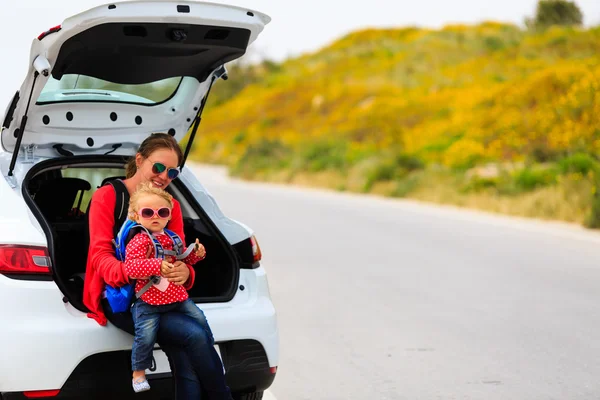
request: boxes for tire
[233,392,263,400]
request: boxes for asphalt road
[190,163,600,400]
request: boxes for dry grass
[288,170,347,190]
[409,175,592,224]
[234,167,593,226]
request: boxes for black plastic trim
[51,22,251,84]
[220,339,276,393]
[0,349,172,400]
[1,340,275,399]
[1,91,19,130]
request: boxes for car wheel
[233,391,263,400]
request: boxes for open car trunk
[22,155,239,312]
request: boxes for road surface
[191,163,600,400]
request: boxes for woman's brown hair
[125,133,184,178]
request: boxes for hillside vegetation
[189,22,600,226]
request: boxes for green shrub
[392,173,422,197]
[585,164,600,228]
[367,161,397,183]
[232,138,291,176]
[363,161,404,192]
[513,167,557,192]
[361,152,424,191]
[483,36,505,52]
[396,153,425,171]
[232,131,247,144]
[558,153,597,175]
[462,176,499,193]
[299,140,348,172]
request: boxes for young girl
[124,182,211,393]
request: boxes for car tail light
[37,25,61,41]
[0,245,52,276]
[250,235,262,263]
[23,389,60,398]
[233,235,263,269]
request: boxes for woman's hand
[163,260,190,285]
[194,239,206,259]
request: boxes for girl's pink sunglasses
[138,207,171,219]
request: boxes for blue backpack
[103,180,193,313]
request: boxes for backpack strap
[151,235,166,259]
[126,224,168,262]
[166,229,184,254]
[164,229,194,260]
[106,179,130,238]
[136,277,159,299]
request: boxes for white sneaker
[132,377,151,393]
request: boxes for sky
[1,0,599,108]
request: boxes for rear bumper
[0,350,176,399]
[0,267,278,394]
[2,342,276,400]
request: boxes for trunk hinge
[23,143,37,163]
[180,65,228,170]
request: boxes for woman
[83,133,232,399]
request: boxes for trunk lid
[1,1,270,159]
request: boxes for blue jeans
[132,298,214,370]
[131,299,232,399]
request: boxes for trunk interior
[23,156,239,312]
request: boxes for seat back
[35,177,91,221]
[32,177,92,286]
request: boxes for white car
[0,1,278,399]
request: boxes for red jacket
[83,184,195,326]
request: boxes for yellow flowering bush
[443,139,487,169]
[187,22,600,225]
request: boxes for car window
[62,167,125,211]
[36,75,183,105]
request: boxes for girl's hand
[163,261,190,285]
[194,238,206,259]
[160,260,174,276]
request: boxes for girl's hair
[128,182,174,219]
[125,133,184,179]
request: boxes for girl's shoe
[132,376,151,393]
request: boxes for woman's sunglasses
[151,162,180,180]
[138,207,172,219]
